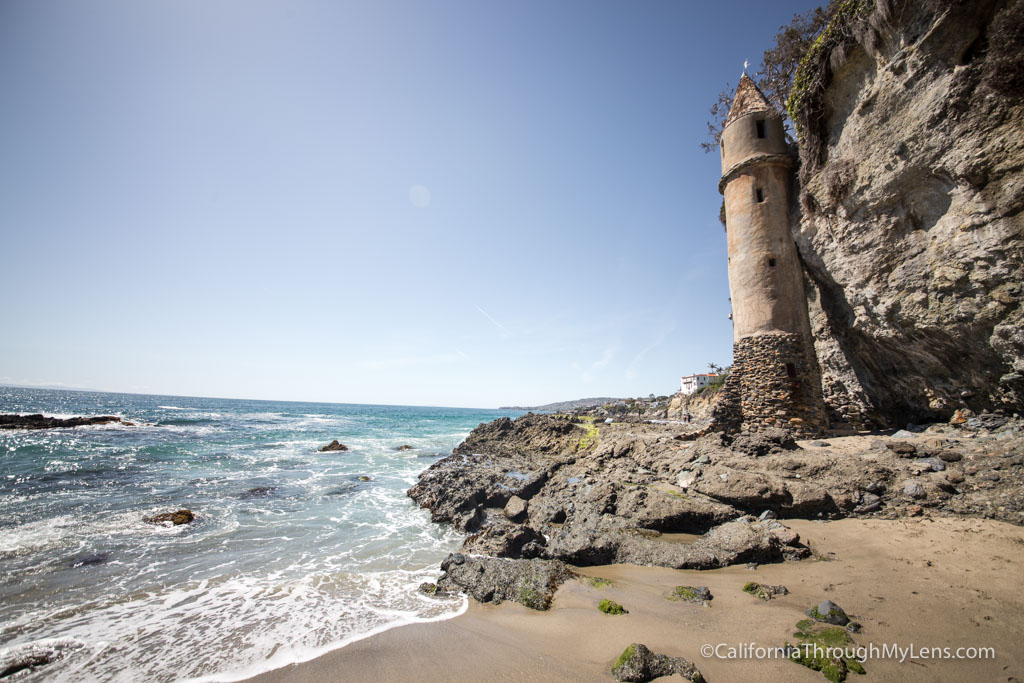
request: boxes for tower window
[786,363,797,378]
[756,119,766,138]
[756,188,764,203]
[768,258,776,267]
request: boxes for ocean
[0,386,520,681]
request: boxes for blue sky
[0,0,821,408]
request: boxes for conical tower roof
[725,74,776,127]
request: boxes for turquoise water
[0,387,520,681]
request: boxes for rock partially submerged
[319,440,349,452]
[241,486,277,498]
[432,553,574,610]
[0,414,130,430]
[144,509,194,526]
[611,643,705,683]
[0,651,57,679]
[0,641,83,679]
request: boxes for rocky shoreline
[410,412,1022,583]
[399,411,1023,679]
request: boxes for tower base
[712,331,829,438]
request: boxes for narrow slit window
[756,119,766,138]
[768,258,776,267]
[756,188,764,203]
[786,363,797,378]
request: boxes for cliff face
[793,0,1024,428]
[665,389,720,423]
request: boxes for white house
[680,373,719,395]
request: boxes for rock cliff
[791,0,1024,428]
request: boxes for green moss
[588,577,613,589]
[670,586,698,601]
[743,581,770,601]
[788,644,847,683]
[613,644,636,671]
[664,489,687,499]
[786,0,871,140]
[797,625,851,648]
[808,605,845,623]
[598,599,627,615]
[519,586,542,608]
[576,418,600,451]
[788,621,865,682]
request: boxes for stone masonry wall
[732,331,828,437]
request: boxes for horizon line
[0,383,526,413]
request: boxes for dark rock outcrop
[410,414,819,570]
[0,414,127,430]
[541,516,808,569]
[453,413,581,458]
[0,641,82,680]
[319,440,348,452]
[434,553,575,610]
[241,486,277,498]
[726,428,799,457]
[144,509,194,525]
[411,411,1024,618]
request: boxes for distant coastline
[498,397,621,412]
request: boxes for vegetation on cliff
[702,1,837,151]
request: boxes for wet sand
[248,517,1024,682]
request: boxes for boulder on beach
[668,585,712,605]
[144,509,195,526]
[435,552,575,610]
[806,599,850,626]
[319,440,349,452]
[611,643,705,683]
[743,581,789,601]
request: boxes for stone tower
[717,74,827,436]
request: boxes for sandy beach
[249,516,1024,682]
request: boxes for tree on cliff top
[701,2,838,153]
